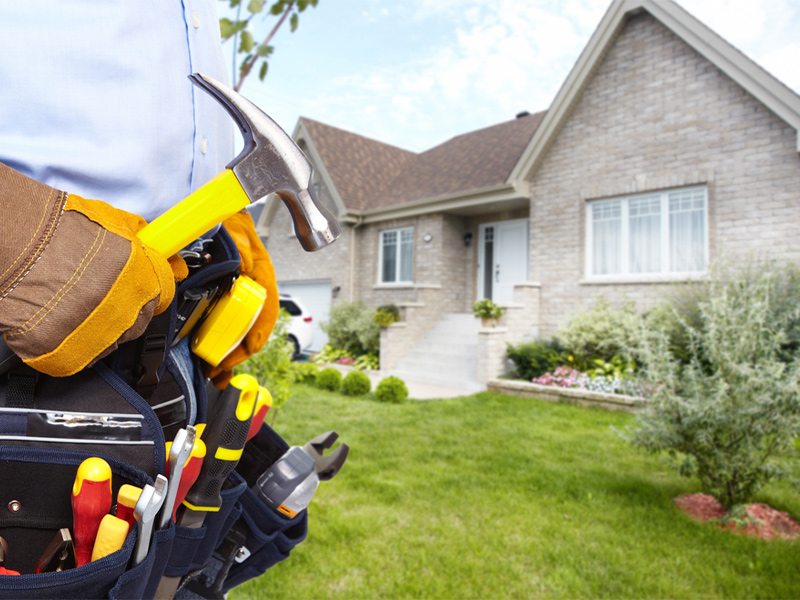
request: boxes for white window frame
[378,226,414,284]
[585,186,708,281]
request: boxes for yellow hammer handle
[137,169,250,257]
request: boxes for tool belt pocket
[222,486,308,594]
[0,446,161,600]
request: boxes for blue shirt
[0,1,235,222]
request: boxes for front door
[478,219,529,304]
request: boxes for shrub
[293,362,318,385]
[472,298,503,320]
[375,376,408,404]
[506,340,564,380]
[341,370,372,396]
[321,301,380,355]
[374,304,400,327]
[556,296,641,370]
[234,311,295,425]
[627,259,800,509]
[316,367,342,392]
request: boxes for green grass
[231,386,800,599]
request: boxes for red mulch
[675,494,800,541]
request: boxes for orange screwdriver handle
[72,458,112,568]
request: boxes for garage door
[277,280,331,352]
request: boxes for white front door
[478,219,529,304]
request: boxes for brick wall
[530,12,800,337]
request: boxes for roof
[298,111,544,213]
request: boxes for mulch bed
[675,493,800,541]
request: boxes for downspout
[349,213,364,302]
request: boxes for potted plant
[472,298,503,327]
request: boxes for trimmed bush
[375,376,408,404]
[342,370,372,396]
[316,367,342,392]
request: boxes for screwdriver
[91,514,129,562]
[155,375,258,600]
[72,457,113,567]
[115,485,140,528]
[180,373,258,520]
[247,386,272,441]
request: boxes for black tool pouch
[0,226,307,598]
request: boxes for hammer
[138,72,341,256]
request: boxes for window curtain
[592,201,621,275]
[629,195,661,274]
[669,188,705,272]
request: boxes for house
[256,0,800,391]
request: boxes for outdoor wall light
[463,232,473,247]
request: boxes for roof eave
[345,181,529,224]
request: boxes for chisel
[72,457,112,567]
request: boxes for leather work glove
[206,209,279,388]
[0,162,187,377]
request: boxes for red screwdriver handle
[72,458,112,568]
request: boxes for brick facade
[529,12,800,337]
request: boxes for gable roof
[296,111,544,215]
[509,0,800,182]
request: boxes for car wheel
[288,335,301,360]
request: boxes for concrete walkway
[322,363,480,400]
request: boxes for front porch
[379,283,541,390]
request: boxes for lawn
[231,385,800,599]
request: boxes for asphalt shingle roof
[300,111,545,212]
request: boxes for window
[380,227,414,283]
[586,186,707,278]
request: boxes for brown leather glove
[0,162,187,377]
[206,210,279,388]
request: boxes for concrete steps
[386,313,485,393]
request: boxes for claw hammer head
[190,73,341,252]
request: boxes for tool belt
[0,226,307,599]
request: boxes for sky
[222,0,800,153]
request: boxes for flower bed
[487,376,645,413]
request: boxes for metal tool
[158,426,196,530]
[0,537,20,576]
[72,457,113,567]
[253,446,317,519]
[91,514,130,562]
[131,475,167,567]
[303,431,350,481]
[137,72,341,257]
[35,528,75,573]
[170,436,206,522]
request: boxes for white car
[279,294,314,358]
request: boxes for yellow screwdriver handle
[137,169,250,257]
